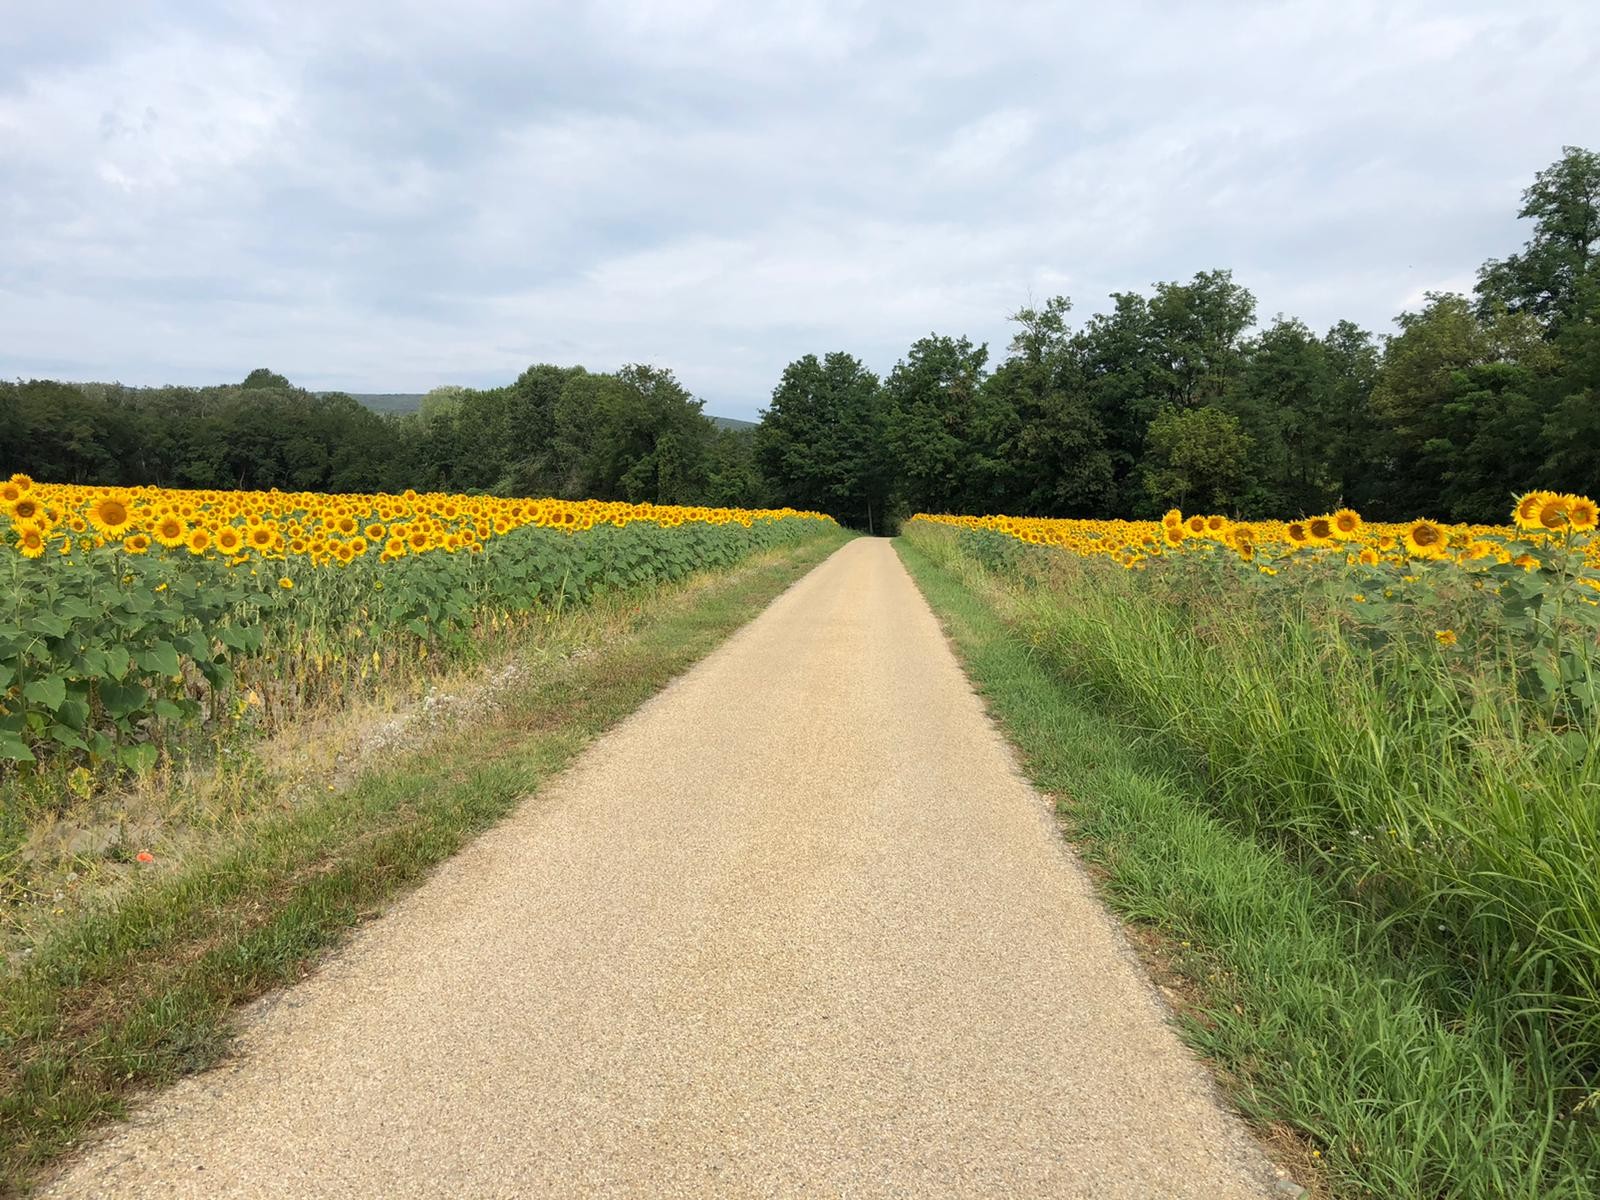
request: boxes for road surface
[47,538,1275,1198]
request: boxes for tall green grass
[901,522,1600,1197]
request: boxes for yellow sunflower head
[153,513,188,547]
[1513,491,1552,531]
[88,494,132,533]
[14,522,47,558]
[1537,495,1574,532]
[1331,509,1362,538]
[1562,494,1597,533]
[1403,518,1448,559]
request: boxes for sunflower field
[913,492,1600,724]
[0,474,833,770]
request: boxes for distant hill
[337,392,757,430]
[338,392,425,414]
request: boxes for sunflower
[8,494,41,522]
[1358,547,1380,566]
[187,527,212,555]
[1404,518,1448,559]
[88,495,133,534]
[385,536,406,558]
[1185,514,1206,536]
[1331,509,1362,539]
[0,482,20,506]
[1562,493,1597,532]
[365,522,386,540]
[1536,495,1575,532]
[278,577,294,590]
[1435,629,1458,647]
[1307,516,1335,544]
[215,526,245,555]
[152,513,188,548]
[123,533,151,554]
[1161,508,1183,530]
[247,523,276,551]
[1205,514,1229,536]
[14,522,46,558]
[1285,521,1310,548]
[1512,493,1553,531]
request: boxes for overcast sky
[3,1,1597,420]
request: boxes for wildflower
[1435,629,1458,647]
[135,851,155,864]
[278,576,294,589]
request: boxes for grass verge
[0,529,848,1196]
[895,532,1599,1200]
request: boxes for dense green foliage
[7,148,1597,526]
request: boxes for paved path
[48,539,1275,1199]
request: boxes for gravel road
[46,538,1277,1198]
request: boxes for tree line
[4,147,1596,526]
[1,364,762,507]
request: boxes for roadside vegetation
[899,513,1600,1199]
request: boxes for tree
[984,297,1114,515]
[240,368,292,390]
[1142,405,1253,513]
[1477,147,1600,332]
[551,364,713,503]
[1370,294,1557,521]
[882,334,1003,515]
[1321,320,1382,511]
[1146,269,1257,409]
[755,352,886,528]
[1540,274,1600,490]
